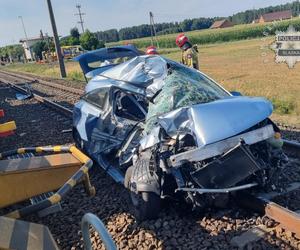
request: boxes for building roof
[19,36,52,43]
[261,10,292,22]
[210,19,233,29]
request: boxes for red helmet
[146,46,158,55]
[176,33,189,48]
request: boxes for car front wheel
[130,191,161,221]
[125,166,161,221]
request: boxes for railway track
[0,70,83,118]
[0,69,300,248]
[237,180,300,240]
[6,81,73,117]
[283,139,300,158]
[0,69,84,95]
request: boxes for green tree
[0,45,24,61]
[69,36,80,45]
[80,30,103,50]
[60,28,80,46]
[48,40,55,52]
[96,29,119,43]
[32,41,47,60]
[11,45,24,60]
[180,19,193,32]
[0,47,9,59]
[60,36,79,46]
[70,27,80,39]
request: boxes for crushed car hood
[157,96,273,147]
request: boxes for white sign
[271,25,300,68]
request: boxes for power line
[18,16,29,41]
[149,11,159,48]
[75,4,85,33]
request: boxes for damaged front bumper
[170,125,275,167]
[169,125,275,194]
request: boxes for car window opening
[114,91,147,121]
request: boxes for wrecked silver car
[73,54,287,220]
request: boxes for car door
[109,87,147,165]
[73,87,110,151]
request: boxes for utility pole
[75,4,85,33]
[18,16,32,62]
[149,11,159,48]
[46,0,66,78]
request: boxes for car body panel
[157,96,273,147]
[73,100,102,141]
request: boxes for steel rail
[0,77,73,118]
[236,192,300,239]
[0,70,84,95]
[236,140,300,238]
[283,139,300,158]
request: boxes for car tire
[130,191,161,221]
[125,166,161,221]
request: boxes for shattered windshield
[145,63,229,132]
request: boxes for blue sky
[0,0,294,47]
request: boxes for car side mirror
[230,91,242,96]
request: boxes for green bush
[271,98,295,115]
[80,30,104,51]
[68,71,84,81]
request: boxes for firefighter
[176,33,199,70]
[146,46,158,55]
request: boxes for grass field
[4,61,85,82]
[3,37,300,126]
[109,18,300,48]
